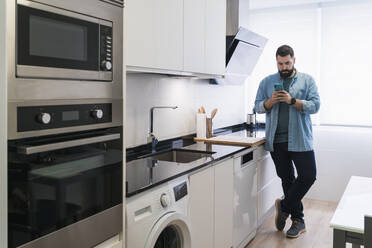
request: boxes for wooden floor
[245,198,344,248]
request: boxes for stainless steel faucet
[148,106,178,152]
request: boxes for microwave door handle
[17,133,121,155]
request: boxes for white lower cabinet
[189,166,215,248]
[189,145,283,248]
[257,153,278,190]
[214,158,234,248]
[257,177,282,223]
[256,147,283,225]
[94,234,122,248]
[189,158,234,248]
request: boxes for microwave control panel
[100,25,113,71]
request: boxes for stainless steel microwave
[7,0,123,139]
[16,0,115,81]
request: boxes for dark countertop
[126,124,265,198]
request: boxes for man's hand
[264,91,283,110]
[277,90,292,104]
[277,90,304,111]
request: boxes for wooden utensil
[200,106,206,114]
[211,108,218,119]
[206,118,212,138]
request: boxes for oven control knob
[160,193,170,208]
[91,109,104,119]
[37,113,51,124]
[101,61,112,71]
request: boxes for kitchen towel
[196,113,207,139]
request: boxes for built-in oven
[17,0,113,81]
[8,103,123,248]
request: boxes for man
[254,45,320,238]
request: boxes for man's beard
[279,67,295,79]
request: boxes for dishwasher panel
[233,151,258,248]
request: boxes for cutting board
[194,135,265,147]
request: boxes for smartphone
[274,84,283,91]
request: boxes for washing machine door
[145,212,192,248]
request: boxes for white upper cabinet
[126,0,183,71]
[184,0,226,75]
[126,0,156,68]
[153,0,183,71]
[126,0,226,76]
[205,0,226,75]
[183,0,205,73]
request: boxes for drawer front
[257,178,283,222]
[255,145,267,160]
[257,154,277,191]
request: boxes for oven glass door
[17,4,99,71]
[8,127,122,248]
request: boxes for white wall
[0,0,7,246]
[125,74,246,148]
[306,126,372,202]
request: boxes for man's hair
[276,45,294,58]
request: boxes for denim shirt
[254,71,320,152]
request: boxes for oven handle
[17,133,121,155]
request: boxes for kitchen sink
[143,149,215,163]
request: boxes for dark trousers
[270,142,317,222]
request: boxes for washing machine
[126,176,192,248]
